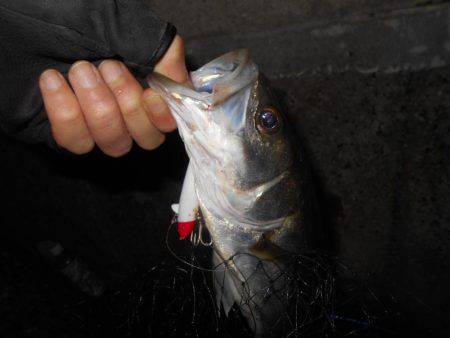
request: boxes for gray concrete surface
[153,0,450,76]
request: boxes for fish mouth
[147,49,259,166]
[147,49,258,125]
[190,49,257,103]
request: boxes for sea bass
[148,50,317,335]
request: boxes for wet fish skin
[148,50,317,335]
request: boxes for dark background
[1,0,449,337]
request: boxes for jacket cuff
[128,23,177,77]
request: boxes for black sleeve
[0,0,176,149]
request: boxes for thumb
[153,35,188,83]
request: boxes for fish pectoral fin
[249,231,287,261]
[212,251,242,317]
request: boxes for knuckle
[54,109,82,126]
[87,102,118,130]
[105,149,129,158]
[57,137,94,155]
[102,142,132,158]
[92,101,117,117]
[69,139,95,155]
[121,101,142,120]
[138,133,165,151]
[111,86,127,98]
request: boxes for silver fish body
[148,50,317,335]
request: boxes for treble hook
[190,217,213,247]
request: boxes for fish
[148,49,318,335]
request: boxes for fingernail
[41,70,63,91]
[99,60,123,84]
[144,94,167,116]
[71,61,100,89]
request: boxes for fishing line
[164,218,217,272]
[161,213,397,336]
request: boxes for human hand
[38,35,187,157]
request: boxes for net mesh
[47,220,398,337]
[96,220,396,337]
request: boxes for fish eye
[256,108,281,134]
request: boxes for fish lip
[146,49,257,112]
[147,72,211,103]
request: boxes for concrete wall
[153,0,450,75]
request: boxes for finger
[68,61,132,157]
[145,35,188,132]
[154,35,189,83]
[98,60,165,150]
[39,69,94,154]
[142,88,177,133]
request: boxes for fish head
[148,50,300,234]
